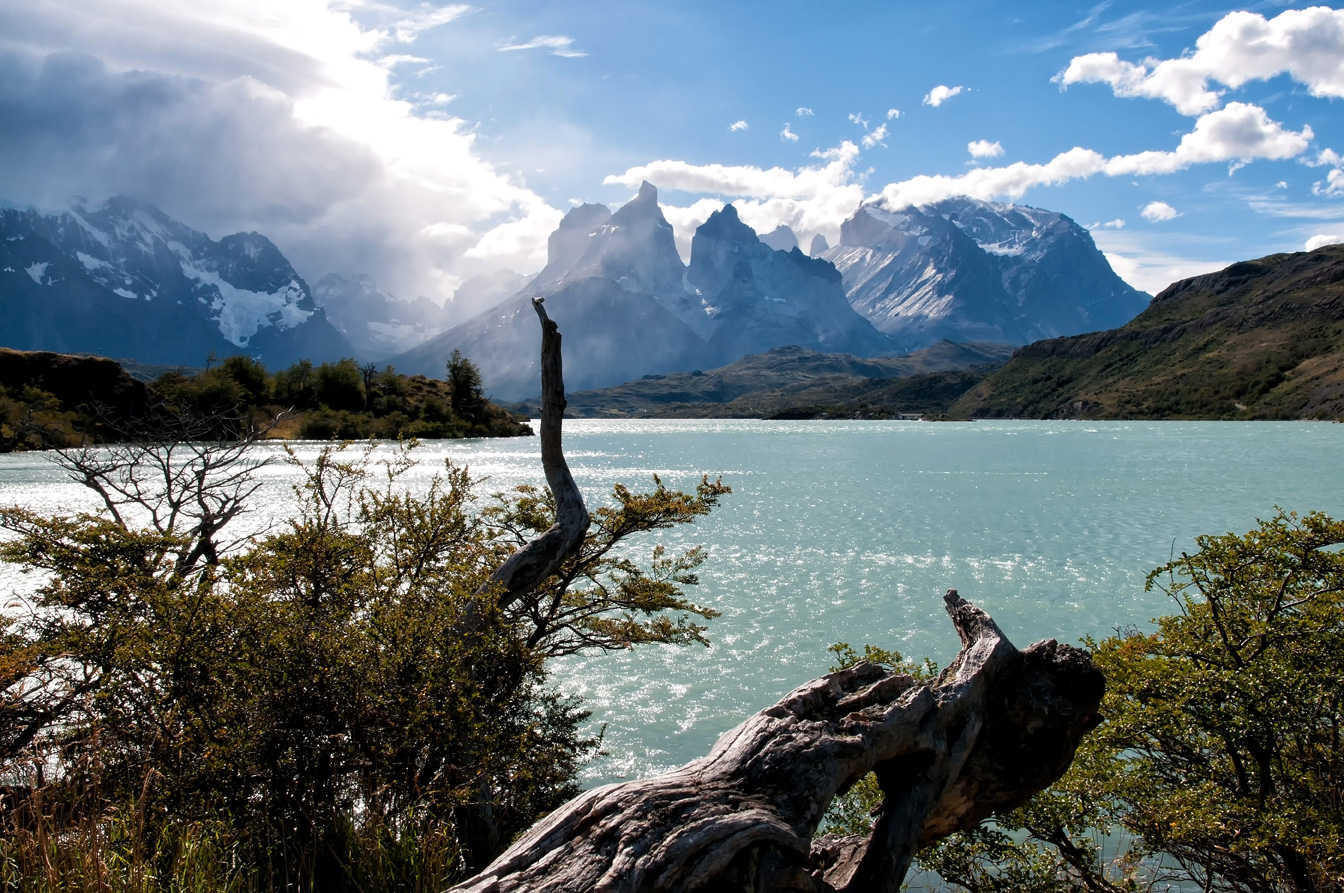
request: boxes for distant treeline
[0,348,530,451]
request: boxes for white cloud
[728,119,748,132]
[604,141,865,250]
[877,101,1311,208]
[1058,8,1344,115]
[1141,201,1180,222]
[796,107,814,116]
[1102,103,1311,175]
[1089,219,1125,229]
[886,108,901,119]
[780,122,799,142]
[0,0,565,306]
[861,123,888,149]
[923,85,964,107]
[968,139,1004,159]
[1315,169,1344,197]
[848,112,869,129]
[1306,149,1344,196]
[497,35,588,57]
[878,146,1109,207]
[391,4,471,43]
[1306,234,1343,251]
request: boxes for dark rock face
[0,197,354,367]
[391,187,895,399]
[823,198,1150,348]
[690,205,896,361]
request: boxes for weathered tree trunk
[451,591,1104,892]
[454,298,593,869]
[459,298,591,634]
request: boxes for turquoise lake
[2,419,1341,786]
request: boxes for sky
[2,0,1343,312]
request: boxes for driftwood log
[452,592,1103,892]
[452,305,1105,890]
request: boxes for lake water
[2,419,1342,786]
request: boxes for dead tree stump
[451,591,1103,892]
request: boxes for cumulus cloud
[728,119,748,132]
[1306,234,1343,251]
[796,107,813,116]
[1316,169,1344,197]
[1058,7,1344,115]
[1089,219,1125,229]
[780,122,799,142]
[1306,148,1344,196]
[0,0,563,307]
[497,35,587,57]
[848,112,869,129]
[861,123,888,149]
[876,102,1310,208]
[1141,201,1180,222]
[968,139,1004,159]
[604,141,865,252]
[923,85,964,107]
[887,108,901,119]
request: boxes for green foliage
[484,473,730,656]
[146,352,531,442]
[0,439,730,888]
[0,385,86,451]
[901,510,1344,893]
[1089,510,1344,892]
[447,350,486,425]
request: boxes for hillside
[951,244,1344,420]
[508,341,1013,418]
[0,348,531,451]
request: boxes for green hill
[507,341,1013,418]
[951,244,1344,420]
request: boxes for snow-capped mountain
[314,273,448,359]
[688,205,896,360]
[822,197,1150,348]
[391,183,896,399]
[0,197,353,367]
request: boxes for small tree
[448,350,486,425]
[913,510,1344,893]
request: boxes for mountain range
[0,197,353,367]
[1,191,1148,394]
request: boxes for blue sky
[2,0,1342,308]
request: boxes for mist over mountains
[0,189,1148,396]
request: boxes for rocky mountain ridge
[822,197,1150,348]
[0,197,353,367]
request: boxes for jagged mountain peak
[696,203,758,244]
[760,225,799,253]
[825,195,1150,348]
